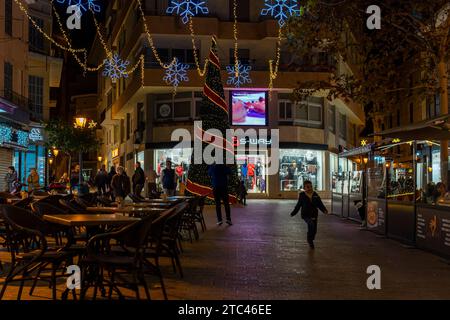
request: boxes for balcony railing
[0,89,31,112]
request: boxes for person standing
[238,179,248,206]
[132,162,146,197]
[161,160,177,196]
[94,165,108,195]
[290,180,328,249]
[111,166,131,204]
[208,163,232,226]
[4,166,18,193]
[27,168,40,192]
[147,167,158,198]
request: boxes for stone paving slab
[1,200,450,300]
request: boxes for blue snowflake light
[260,0,302,27]
[102,53,130,82]
[166,0,209,24]
[56,0,101,17]
[17,130,29,147]
[226,61,252,88]
[163,58,189,88]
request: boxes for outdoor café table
[87,206,167,217]
[125,202,174,209]
[43,214,140,227]
[6,198,22,205]
[167,196,194,201]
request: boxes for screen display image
[231,91,267,126]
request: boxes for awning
[339,144,375,158]
[372,114,450,140]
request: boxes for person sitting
[435,182,450,204]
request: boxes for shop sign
[233,136,272,147]
[29,128,44,142]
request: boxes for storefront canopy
[339,144,375,158]
[372,114,450,141]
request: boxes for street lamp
[98,156,103,162]
[74,117,87,129]
[74,116,87,194]
[363,157,369,165]
[52,148,59,157]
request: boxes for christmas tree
[186,36,239,203]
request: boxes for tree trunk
[438,61,448,186]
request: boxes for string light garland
[232,0,239,78]
[50,0,104,74]
[268,27,283,98]
[136,0,176,70]
[188,17,209,77]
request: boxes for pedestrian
[94,165,108,195]
[161,160,177,196]
[354,200,366,227]
[147,167,159,198]
[290,180,329,249]
[70,164,83,191]
[4,166,18,193]
[132,161,146,198]
[111,166,131,204]
[27,168,40,192]
[208,163,232,226]
[59,172,69,184]
[107,166,117,201]
[238,179,248,206]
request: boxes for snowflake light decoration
[56,0,101,17]
[163,58,190,88]
[102,53,130,82]
[260,0,302,27]
[226,61,252,88]
[0,124,12,145]
[166,0,209,24]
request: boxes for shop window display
[279,150,323,191]
[236,154,267,194]
[154,148,192,189]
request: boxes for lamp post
[74,116,87,194]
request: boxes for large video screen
[231,91,267,126]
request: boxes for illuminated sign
[29,128,44,142]
[233,136,272,147]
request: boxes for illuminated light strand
[90,8,142,79]
[50,0,104,73]
[232,0,239,78]
[13,0,86,53]
[136,0,176,70]
[188,17,209,77]
[268,27,283,99]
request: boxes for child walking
[290,180,329,249]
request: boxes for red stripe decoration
[186,179,238,204]
[208,51,221,70]
[204,84,228,114]
[198,128,235,155]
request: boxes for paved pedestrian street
[1,200,450,300]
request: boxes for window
[339,113,347,140]
[107,89,113,109]
[5,0,12,36]
[397,109,400,126]
[29,76,44,118]
[389,113,393,129]
[279,100,293,120]
[145,48,197,67]
[279,149,324,191]
[114,125,119,144]
[328,105,336,133]
[29,17,44,52]
[120,119,125,143]
[293,97,324,128]
[435,93,441,116]
[126,113,131,140]
[4,62,13,94]
[229,49,250,65]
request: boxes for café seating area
[0,191,207,300]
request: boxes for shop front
[147,141,329,199]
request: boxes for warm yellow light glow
[392,138,401,143]
[385,162,391,168]
[52,149,59,157]
[98,156,103,162]
[49,158,54,165]
[361,139,368,146]
[363,157,369,165]
[428,167,433,173]
[75,117,87,128]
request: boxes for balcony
[0,90,32,124]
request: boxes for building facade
[92,0,365,199]
[0,0,62,191]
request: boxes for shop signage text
[232,136,272,147]
[29,128,44,142]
